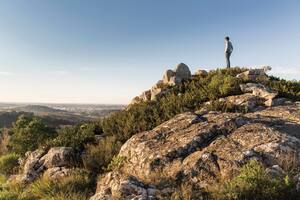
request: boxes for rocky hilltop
[1,64,300,200]
[89,65,300,199]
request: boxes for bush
[82,136,122,173]
[204,100,249,113]
[51,124,95,151]
[24,170,94,200]
[8,115,56,155]
[213,160,298,200]
[0,190,19,200]
[106,155,127,171]
[0,153,19,176]
[267,77,300,101]
[0,129,10,156]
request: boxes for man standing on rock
[225,36,233,68]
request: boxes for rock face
[236,66,271,81]
[130,63,192,105]
[240,83,278,106]
[15,147,75,184]
[90,102,300,199]
[219,93,265,111]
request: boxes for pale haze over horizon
[0,0,299,104]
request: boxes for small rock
[194,69,208,77]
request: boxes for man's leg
[226,52,231,68]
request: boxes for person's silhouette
[225,36,233,68]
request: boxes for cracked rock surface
[90,103,300,200]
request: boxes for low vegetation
[0,170,94,200]
[0,153,19,176]
[212,160,299,200]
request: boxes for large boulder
[90,103,300,199]
[174,63,191,81]
[16,149,47,184]
[162,63,191,86]
[15,147,75,184]
[40,147,74,168]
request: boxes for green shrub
[267,77,300,101]
[204,100,249,113]
[82,136,122,173]
[0,153,19,176]
[213,160,297,200]
[51,124,95,151]
[106,155,127,171]
[0,128,11,156]
[27,169,94,200]
[207,74,242,100]
[8,115,56,155]
[0,190,19,200]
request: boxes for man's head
[225,36,230,41]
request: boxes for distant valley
[0,103,124,128]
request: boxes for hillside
[0,64,299,200]
[0,104,124,128]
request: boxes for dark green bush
[213,160,298,200]
[51,124,96,151]
[8,115,56,155]
[82,136,122,173]
[0,153,19,176]
[267,77,300,101]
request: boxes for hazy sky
[0,0,299,104]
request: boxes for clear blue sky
[0,0,299,104]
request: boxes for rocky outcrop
[219,93,265,111]
[129,63,192,105]
[14,147,75,184]
[236,66,271,81]
[91,102,300,199]
[240,83,278,106]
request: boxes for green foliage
[267,77,300,101]
[204,100,249,113]
[106,155,127,171]
[29,170,94,200]
[207,74,242,100]
[8,115,56,155]
[213,160,298,200]
[0,190,19,200]
[51,124,95,151]
[0,170,94,200]
[0,129,11,156]
[0,153,19,176]
[82,136,122,173]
